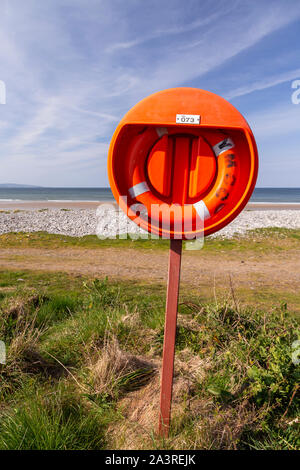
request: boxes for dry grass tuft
[111,374,161,449]
[2,295,65,380]
[3,295,41,320]
[3,297,43,368]
[8,312,41,363]
[106,350,211,450]
[105,346,258,450]
[87,336,157,399]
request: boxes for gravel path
[1,207,300,238]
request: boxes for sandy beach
[1,201,300,238]
[1,200,300,211]
[0,200,115,210]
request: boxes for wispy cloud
[1,0,300,186]
[136,2,300,95]
[225,69,300,100]
[105,3,235,53]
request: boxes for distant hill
[0,183,42,188]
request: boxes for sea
[0,187,300,203]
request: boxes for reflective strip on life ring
[193,200,211,221]
[128,181,150,198]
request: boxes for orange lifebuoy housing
[108,88,258,238]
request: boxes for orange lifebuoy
[125,126,238,238]
[108,87,258,239]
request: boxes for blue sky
[1,0,300,187]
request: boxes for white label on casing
[176,114,201,125]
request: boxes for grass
[0,228,299,449]
[0,231,170,250]
[1,227,300,251]
[0,383,107,450]
[0,269,299,450]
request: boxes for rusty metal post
[158,238,182,437]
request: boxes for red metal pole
[158,238,182,437]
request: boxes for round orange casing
[108,87,258,238]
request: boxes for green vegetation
[0,231,170,250]
[1,227,300,251]
[0,270,299,450]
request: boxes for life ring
[125,126,238,238]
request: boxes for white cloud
[1,0,300,186]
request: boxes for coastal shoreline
[1,204,300,238]
[1,200,300,211]
[0,200,116,210]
